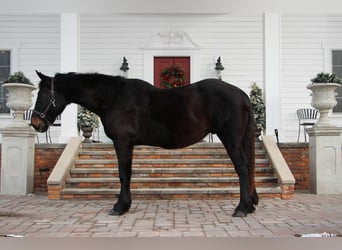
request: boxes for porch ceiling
[1,0,341,14]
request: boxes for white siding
[80,13,264,94]
[0,14,60,142]
[281,14,342,142]
[0,14,60,83]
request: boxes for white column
[264,13,281,138]
[59,13,80,143]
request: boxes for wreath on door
[160,65,186,88]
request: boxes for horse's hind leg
[230,147,255,217]
[109,140,133,216]
[218,135,255,217]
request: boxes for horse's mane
[55,72,124,86]
[54,72,154,90]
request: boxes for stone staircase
[59,142,283,200]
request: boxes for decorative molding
[143,30,201,50]
[322,42,342,73]
[142,30,201,84]
[0,43,20,73]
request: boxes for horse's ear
[36,70,50,81]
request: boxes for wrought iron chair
[296,108,319,142]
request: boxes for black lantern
[215,57,224,80]
[215,57,225,71]
[119,57,129,72]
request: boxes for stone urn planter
[307,73,341,127]
[80,126,93,143]
[2,83,36,127]
[77,107,99,143]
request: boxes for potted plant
[2,71,36,127]
[249,82,266,140]
[307,72,341,127]
[77,107,100,143]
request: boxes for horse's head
[31,71,67,133]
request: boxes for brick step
[65,176,278,189]
[70,167,274,178]
[78,149,267,160]
[60,186,282,200]
[55,142,284,200]
[81,142,264,150]
[73,158,270,168]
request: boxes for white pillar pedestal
[1,127,36,195]
[306,126,342,194]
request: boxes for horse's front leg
[109,141,133,216]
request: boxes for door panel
[154,57,190,88]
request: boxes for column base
[306,126,342,194]
[1,127,36,195]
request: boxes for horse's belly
[139,125,208,149]
[140,110,210,148]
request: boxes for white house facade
[1,1,342,143]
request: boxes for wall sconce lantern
[119,57,129,77]
[215,57,225,80]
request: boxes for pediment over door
[143,30,201,83]
[143,30,201,50]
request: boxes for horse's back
[193,79,251,113]
[193,79,252,135]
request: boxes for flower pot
[306,83,340,127]
[254,129,262,141]
[2,83,36,127]
[81,126,93,143]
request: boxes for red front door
[153,57,190,88]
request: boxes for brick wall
[279,143,310,191]
[0,143,310,193]
[33,144,66,192]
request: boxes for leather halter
[33,78,56,126]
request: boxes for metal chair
[296,108,319,142]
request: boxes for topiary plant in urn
[77,107,100,143]
[2,71,36,127]
[307,72,341,127]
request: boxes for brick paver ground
[0,193,341,237]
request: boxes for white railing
[262,135,296,186]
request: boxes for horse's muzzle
[30,115,49,133]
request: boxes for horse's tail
[244,108,258,205]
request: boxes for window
[332,50,342,113]
[0,50,10,113]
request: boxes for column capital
[306,126,342,137]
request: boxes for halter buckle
[51,98,56,107]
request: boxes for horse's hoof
[232,210,247,217]
[248,205,256,214]
[252,194,259,206]
[109,209,124,216]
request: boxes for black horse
[31,71,258,217]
